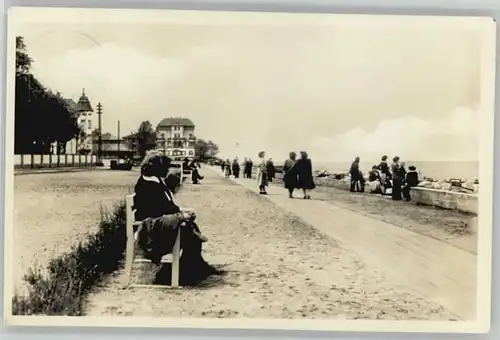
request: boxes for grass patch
[12,201,127,316]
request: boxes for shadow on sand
[154,261,230,288]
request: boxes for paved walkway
[208,167,476,321]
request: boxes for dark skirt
[283,172,298,190]
[392,178,402,200]
[298,175,315,190]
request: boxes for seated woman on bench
[133,150,218,284]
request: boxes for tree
[136,121,157,157]
[16,37,32,74]
[14,36,81,154]
[194,138,219,159]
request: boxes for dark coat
[368,170,380,182]
[296,158,316,190]
[349,161,362,181]
[266,161,276,180]
[378,161,392,179]
[405,171,419,187]
[134,175,180,221]
[133,175,209,269]
[283,159,298,189]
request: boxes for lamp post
[96,102,103,163]
[117,120,121,157]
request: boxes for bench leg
[122,198,136,289]
[171,227,181,287]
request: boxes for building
[64,89,94,154]
[91,132,134,159]
[156,117,197,159]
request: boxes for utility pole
[117,120,121,156]
[96,102,103,163]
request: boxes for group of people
[220,151,315,199]
[257,150,315,199]
[349,155,420,201]
[133,150,220,286]
[220,157,276,182]
[221,158,245,179]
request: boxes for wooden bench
[122,193,190,289]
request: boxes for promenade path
[86,167,458,320]
[212,167,476,321]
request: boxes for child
[403,165,420,201]
[256,151,268,194]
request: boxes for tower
[76,88,94,152]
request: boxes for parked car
[110,158,132,171]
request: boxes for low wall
[409,187,478,215]
[14,154,98,169]
[313,176,477,215]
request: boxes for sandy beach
[13,170,138,294]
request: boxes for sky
[14,11,485,163]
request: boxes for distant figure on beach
[378,155,392,194]
[391,156,402,200]
[349,157,364,192]
[245,158,253,179]
[221,160,225,173]
[296,151,315,199]
[403,165,420,201]
[399,161,407,180]
[283,151,299,198]
[266,158,276,183]
[257,151,268,194]
[242,158,248,178]
[367,165,382,194]
[232,158,241,178]
[224,159,232,178]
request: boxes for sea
[311,161,479,181]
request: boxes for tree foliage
[194,138,219,159]
[15,36,81,154]
[136,121,157,157]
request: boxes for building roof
[76,88,93,112]
[102,143,132,152]
[157,117,195,128]
[64,98,78,112]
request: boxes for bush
[12,202,126,316]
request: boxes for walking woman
[391,156,402,200]
[232,158,241,178]
[224,159,232,178]
[296,151,315,199]
[256,151,268,194]
[247,158,253,178]
[266,158,276,183]
[283,151,298,198]
[242,158,248,178]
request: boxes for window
[189,150,194,156]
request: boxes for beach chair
[122,193,187,289]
